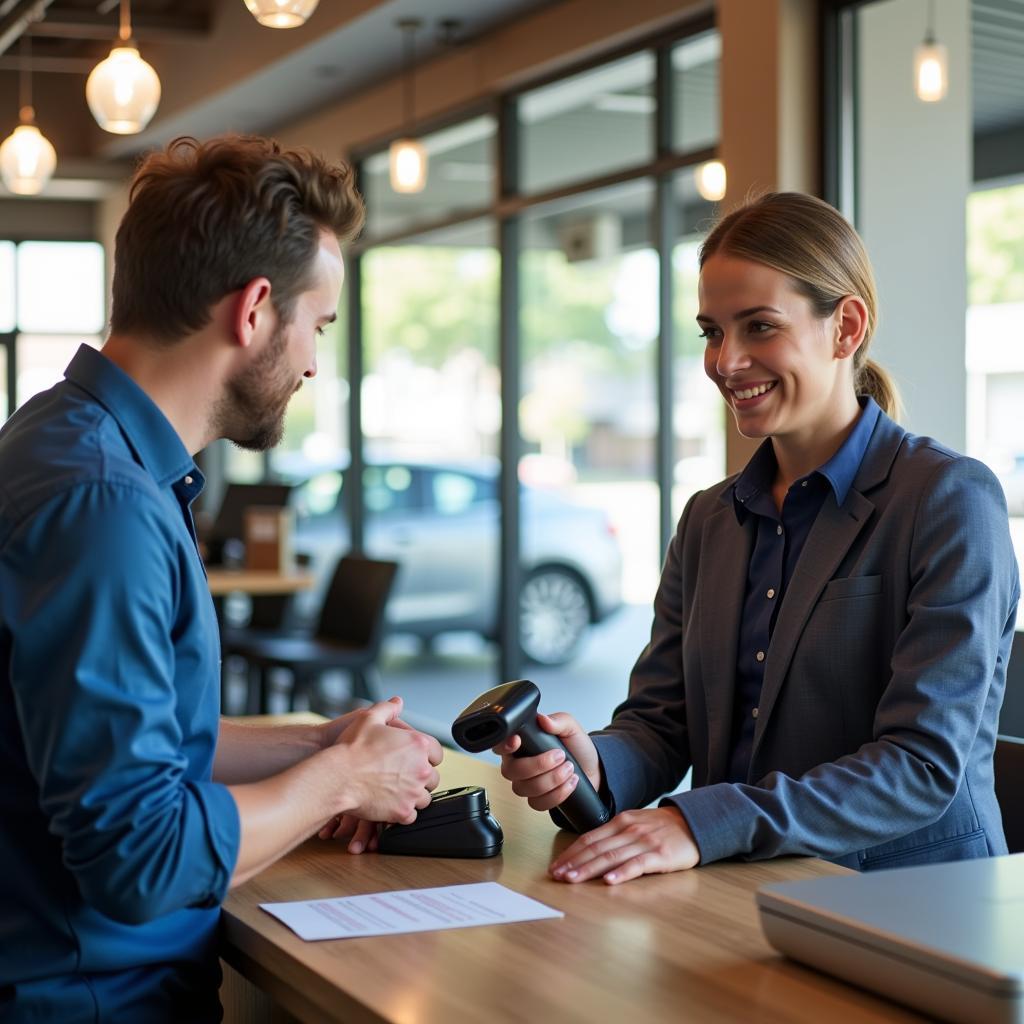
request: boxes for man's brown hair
[110,134,364,342]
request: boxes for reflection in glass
[671,30,720,153]
[519,53,655,194]
[363,116,496,238]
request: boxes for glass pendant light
[914,0,948,103]
[389,19,427,194]
[243,0,320,29]
[86,0,161,134]
[0,30,56,196]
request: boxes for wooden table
[207,569,316,597]
[221,744,925,1024]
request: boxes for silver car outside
[287,460,623,666]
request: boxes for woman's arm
[676,454,1020,866]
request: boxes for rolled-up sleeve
[5,480,239,925]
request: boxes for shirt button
[752,707,759,719]
[776,524,783,536]
[184,475,193,486]
[801,480,808,487]
[756,650,765,662]
[766,588,776,599]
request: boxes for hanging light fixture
[86,0,161,134]
[243,0,320,28]
[914,0,948,103]
[694,160,727,202]
[0,27,56,196]
[389,18,427,195]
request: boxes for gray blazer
[592,411,1020,870]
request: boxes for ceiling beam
[0,0,56,55]
[0,52,94,71]
[27,6,209,42]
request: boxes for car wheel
[519,567,591,666]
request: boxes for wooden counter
[221,742,924,1023]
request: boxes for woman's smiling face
[698,253,849,444]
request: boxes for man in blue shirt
[0,135,444,1021]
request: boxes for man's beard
[215,321,301,452]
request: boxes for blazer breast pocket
[818,574,883,602]
[789,575,886,750]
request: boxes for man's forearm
[214,718,326,784]
[227,743,357,887]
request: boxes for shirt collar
[817,396,881,505]
[64,344,197,488]
[729,396,882,522]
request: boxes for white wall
[857,0,971,448]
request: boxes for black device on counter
[377,786,503,858]
[451,679,611,833]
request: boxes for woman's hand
[494,712,601,812]
[549,806,700,884]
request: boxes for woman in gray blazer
[497,192,1020,883]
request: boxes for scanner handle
[515,724,611,833]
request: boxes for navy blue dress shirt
[0,345,240,1022]
[726,397,882,783]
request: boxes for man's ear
[832,294,869,360]
[232,278,273,349]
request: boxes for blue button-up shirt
[0,345,239,1021]
[726,397,881,783]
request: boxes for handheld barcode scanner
[451,680,611,833]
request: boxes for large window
[0,241,105,420]
[361,220,501,710]
[827,0,1023,639]
[518,53,656,195]
[361,116,497,238]
[220,18,721,721]
[519,182,653,701]
[672,171,722,522]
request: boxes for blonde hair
[699,192,902,421]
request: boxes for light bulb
[914,42,947,102]
[389,138,428,194]
[243,0,320,28]
[695,160,726,202]
[86,44,161,134]
[0,121,57,196]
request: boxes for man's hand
[332,697,444,825]
[315,696,415,750]
[318,813,379,853]
[548,806,700,884]
[494,712,601,812]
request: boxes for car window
[364,465,420,515]
[430,471,492,515]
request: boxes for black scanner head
[451,679,540,752]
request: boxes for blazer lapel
[750,488,874,763]
[698,503,754,782]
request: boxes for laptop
[757,853,1024,1024]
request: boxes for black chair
[995,735,1024,854]
[998,630,1024,738]
[224,555,399,714]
